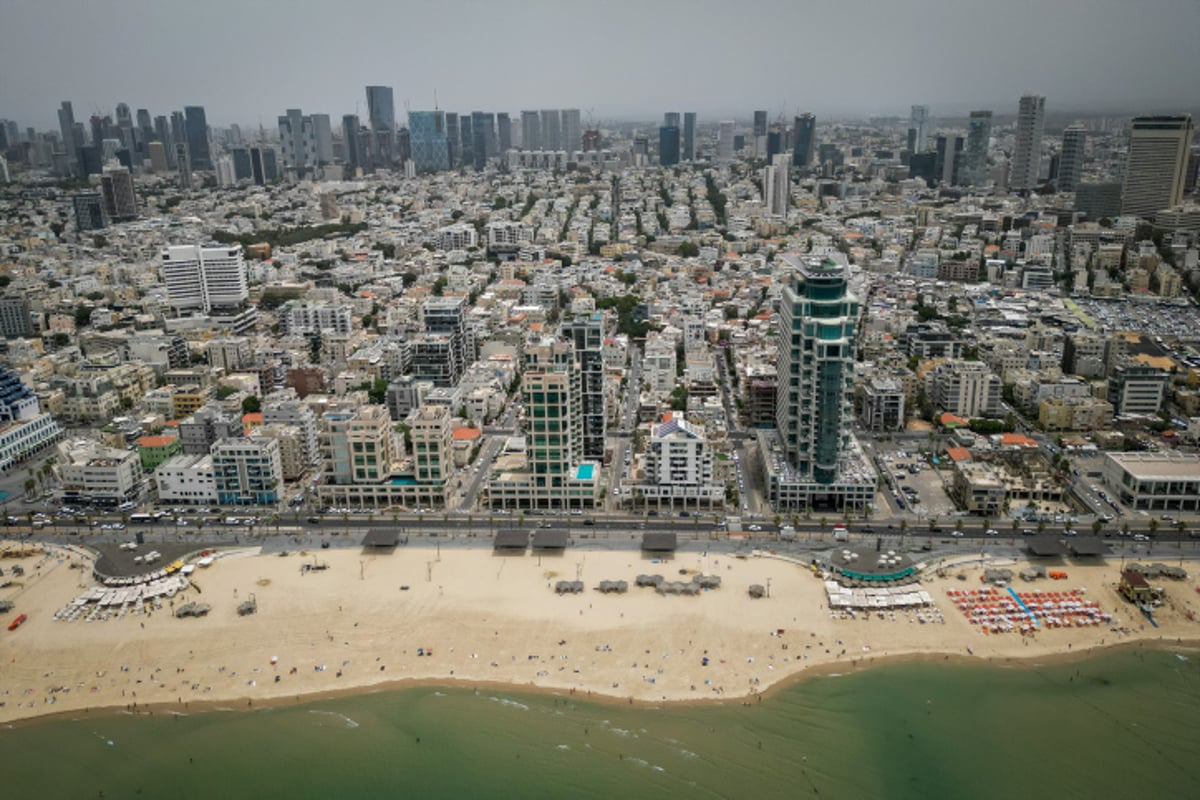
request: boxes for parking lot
[868,442,958,521]
[1070,296,1200,339]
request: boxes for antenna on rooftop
[433,88,438,111]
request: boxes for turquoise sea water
[3,647,1198,799]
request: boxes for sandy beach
[2,540,1199,725]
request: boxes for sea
[3,647,1198,799]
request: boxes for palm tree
[955,518,964,533]
[1037,519,1046,534]
[1148,518,1159,537]
[1092,519,1104,535]
[273,513,281,536]
[981,517,991,534]
[1011,518,1020,534]
[23,478,36,500]
[899,519,908,537]
[1121,521,1131,537]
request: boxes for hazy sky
[2,0,1198,129]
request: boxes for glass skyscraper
[408,111,449,173]
[183,106,211,170]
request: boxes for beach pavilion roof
[1026,536,1067,557]
[642,532,678,552]
[1068,537,1109,557]
[493,530,529,549]
[532,529,569,549]
[362,529,399,548]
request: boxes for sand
[2,541,1199,724]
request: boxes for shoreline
[7,632,1199,732]
[3,542,1199,728]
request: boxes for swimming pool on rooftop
[575,464,595,480]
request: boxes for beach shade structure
[695,574,722,589]
[597,580,630,594]
[0,599,12,613]
[983,568,1015,585]
[493,530,529,550]
[555,580,584,594]
[532,529,569,550]
[362,529,400,548]
[641,532,678,552]
[636,574,664,588]
[749,584,766,598]
[1026,536,1068,557]
[1067,537,1109,557]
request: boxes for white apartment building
[161,244,249,314]
[211,437,283,505]
[486,221,533,249]
[636,415,721,509]
[155,454,217,504]
[926,361,1002,418]
[58,440,143,507]
[642,335,677,393]
[284,303,353,335]
[434,223,478,251]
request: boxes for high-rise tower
[1057,124,1086,193]
[792,113,816,168]
[961,110,992,186]
[183,106,212,170]
[682,112,697,161]
[908,105,931,153]
[1010,95,1045,192]
[1120,115,1194,218]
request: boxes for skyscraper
[342,114,362,170]
[1057,124,1086,193]
[366,85,395,167]
[444,113,460,168]
[753,110,768,138]
[72,192,107,232]
[100,167,138,221]
[57,101,80,176]
[683,112,696,161]
[183,106,211,170]
[1120,115,1194,217]
[540,109,560,151]
[520,110,541,151]
[664,112,681,130]
[935,134,964,185]
[459,115,474,168]
[768,255,871,512]
[908,105,931,153]
[1010,95,1045,192]
[792,113,816,167]
[764,153,791,215]
[470,111,492,170]
[311,114,333,165]
[717,121,735,161]
[154,115,174,166]
[408,111,449,173]
[278,109,316,175]
[961,110,992,186]
[497,113,512,153]
[561,109,581,155]
[659,124,680,166]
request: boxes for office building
[717,121,735,160]
[1107,364,1168,416]
[408,111,449,173]
[935,135,964,186]
[458,114,474,168]
[540,109,560,151]
[178,405,244,454]
[683,112,696,160]
[278,109,316,175]
[764,152,791,216]
[211,437,282,505]
[563,312,606,460]
[230,147,252,182]
[1120,115,1194,218]
[908,105,930,153]
[753,110,768,138]
[366,85,395,166]
[342,114,362,170]
[792,113,815,167]
[497,112,512,152]
[100,167,138,221]
[284,302,353,335]
[73,192,107,232]
[961,110,992,186]
[57,101,81,176]
[561,108,581,154]
[311,113,333,165]
[1010,95,1045,191]
[860,378,906,432]
[658,124,680,166]
[1101,452,1200,514]
[175,142,191,189]
[762,255,873,512]
[0,365,63,472]
[249,147,277,184]
[520,110,541,151]
[161,244,249,314]
[147,141,168,172]
[1058,124,1086,193]
[0,296,33,338]
[183,106,211,170]
[470,111,494,169]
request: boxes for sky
[2,0,1198,130]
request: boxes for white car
[748,524,762,531]
[985,529,999,536]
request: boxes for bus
[130,513,154,524]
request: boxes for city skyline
[3,0,1199,129]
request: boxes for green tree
[241,396,261,414]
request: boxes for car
[985,529,999,536]
[748,524,762,531]
[1022,528,1034,536]
[307,516,320,524]
[951,531,964,538]
[1063,528,1077,536]
[176,520,188,527]
[582,519,595,526]
[861,526,875,534]
[1132,534,1149,542]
